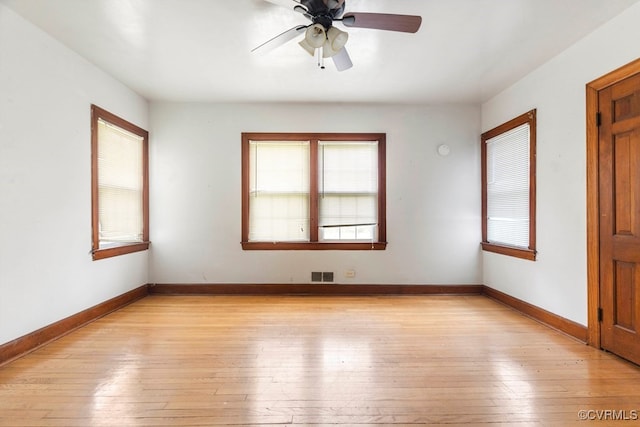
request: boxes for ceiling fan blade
[262,0,304,9]
[332,47,353,72]
[261,0,312,20]
[342,13,422,33]
[251,25,307,53]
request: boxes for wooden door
[599,72,640,365]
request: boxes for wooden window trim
[481,109,537,261]
[91,105,150,260]
[241,132,387,250]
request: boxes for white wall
[10,0,633,345]
[481,2,640,326]
[0,5,149,345]
[149,103,481,286]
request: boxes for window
[241,133,386,250]
[481,109,536,260]
[91,105,149,260]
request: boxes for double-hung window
[481,109,536,260]
[91,105,149,260]
[241,133,386,250]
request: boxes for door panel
[599,72,640,365]
[613,89,640,122]
[614,261,635,332]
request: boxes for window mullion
[310,139,319,242]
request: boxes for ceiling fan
[253,0,422,71]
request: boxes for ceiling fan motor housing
[301,0,345,20]
[313,14,334,30]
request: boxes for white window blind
[249,141,310,242]
[486,123,530,248]
[97,118,144,247]
[318,141,378,241]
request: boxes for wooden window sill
[241,242,387,251]
[481,242,536,261]
[92,242,150,260]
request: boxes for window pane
[486,123,529,248]
[318,195,377,240]
[97,119,144,246]
[249,141,310,241]
[318,141,378,241]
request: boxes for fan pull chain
[317,46,325,69]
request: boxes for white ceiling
[3,0,639,104]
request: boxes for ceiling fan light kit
[299,24,327,55]
[254,0,422,71]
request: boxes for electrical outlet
[345,269,356,278]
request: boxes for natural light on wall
[97,119,145,247]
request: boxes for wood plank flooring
[1,295,639,426]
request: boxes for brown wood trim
[586,84,601,348]
[241,241,387,250]
[585,58,640,349]
[241,132,251,244]
[483,286,588,343]
[0,285,148,366]
[92,242,150,260]
[586,57,640,89]
[481,125,488,242]
[480,242,536,261]
[310,139,319,242]
[241,132,386,141]
[377,134,387,242]
[91,105,100,254]
[148,283,484,296]
[529,110,537,254]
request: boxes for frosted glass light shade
[323,26,348,58]
[299,24,326,55]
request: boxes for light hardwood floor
[1,295,639,426]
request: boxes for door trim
[586,57,640,348]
